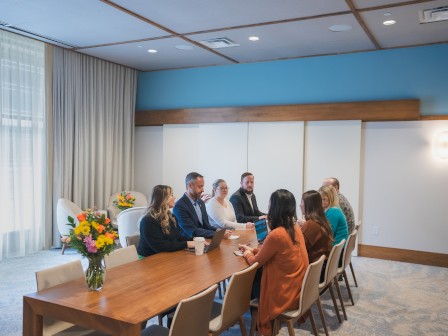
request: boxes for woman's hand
[245,222,255,230]
[238,244,253,253]
[187,241,195,249]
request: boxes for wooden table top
[23,230,258,336]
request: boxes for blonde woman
[318,185,348,247]
[206,179,254,230]
[138,185,194,257]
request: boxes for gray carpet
[1,248,447,336]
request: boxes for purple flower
[84,235,98,253]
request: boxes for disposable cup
[193,237,205,255]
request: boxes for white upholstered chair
[107,191,148,228]
[56,198,83,254]
[35,260,105,336]
[104,245,139,269]
[141,284,218,336]
[116,206,146,248]
[337,229,359,305]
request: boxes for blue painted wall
[136,44,448,115]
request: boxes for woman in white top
[206,179,255,230]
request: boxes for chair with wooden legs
[249,256,326,336]
[141,284,218,336]
[319,240,347,324]
[104,245,139,269]
[337,229,358,305]
[35,260,106,336]
[209,263,259,336]
[350,220,362,287]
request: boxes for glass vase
[85,255,105,291]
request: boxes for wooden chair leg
[309,309,319,335]
[238,316,247,336]
[349,262,358,287]
[343,270,354,305]
[316,297,329,336]
[286,320,295,336]
[249,309,258,336]
[334,278,347,321]
[328,284,342,323]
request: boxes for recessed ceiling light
[147,49,157,53]
[175,45,194,50]
[383,20,397,25]
[248,36,259,41]
[328,24,352,32]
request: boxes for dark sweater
[137,214,189,257]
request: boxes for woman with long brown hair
[138,185,194,257]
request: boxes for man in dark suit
[173,172,232,239]
[229,172,266,223]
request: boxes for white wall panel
[134,126,163,199]
[248,122,304,213]
[362,120,448,254]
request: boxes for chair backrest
[321,239,346,287]
[104,245,139,269]
[217,263,259,330]
[354,220,361,231]
[56,198,83,237]
[286,255,326,318]
[340,229,358,272]
[126,234,141,248]
[170,284,218,336]
[117,207,146,247]
[36,260,84,291]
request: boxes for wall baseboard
[358,244,448,268]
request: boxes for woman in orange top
[239,189,309,336]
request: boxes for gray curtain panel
[51,46,137,247]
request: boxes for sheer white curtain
[52,47,137,247]
[0,30,46,260]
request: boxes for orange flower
[97,225,105,233]
[77,213,86,221]
[104,218,111,224]
[105,232,116,240]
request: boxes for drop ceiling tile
[361,0,448,48]
[0,0,168,47]
[187,14,376,63]
[353,0,421,9]
[79,37,233,71]
[111,0,351,33]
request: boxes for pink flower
[84,236,98,253]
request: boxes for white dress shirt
[206,197,246,230]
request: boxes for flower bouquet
[67,209,118,291]
[113,191,136,210]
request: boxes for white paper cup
[193,237,205,255]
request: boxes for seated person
[318,185,349,247]
[138,185,195,257]
[206,179,254,230]
[229,172,266,223]
[239,189,309,336]
[299,190,334,263]
[173,172,232,239]
[323,177,355,233]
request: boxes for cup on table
[193,237,205,255]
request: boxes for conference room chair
[209,262,259,336]
[107,191,148,228]
[249,256,326,336]
[126,234,141,248]
[104,245,139,269]
[35,260,106,336]
[350,220,362,287]
[117,206,146,248]
[56,198,83,254]
[319,240,347,324]
[337,229,359,306]
[141,284,218,336]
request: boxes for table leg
[23,297,43,336]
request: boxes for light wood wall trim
[420,115,448,120]
[135,99,420,126]
[358,244,448,268]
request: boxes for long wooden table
[23,230,258,336]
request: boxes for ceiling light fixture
[383,20,397,26]
[328,24,352,32]
[419,6,448,24]
[147,49,157,53]
[248,36,259,41]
